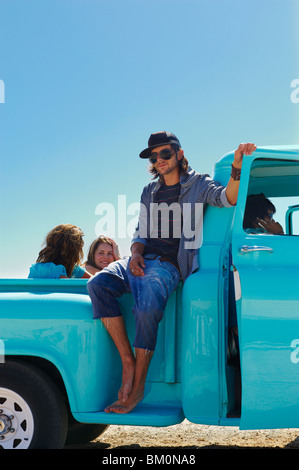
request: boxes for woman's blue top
[28,262,85,279]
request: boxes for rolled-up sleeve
[200,176,233,208]
[220,187,233,208]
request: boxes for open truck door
[231,147,299,429]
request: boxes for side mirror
[285,205,299,235]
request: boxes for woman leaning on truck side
[28,224,93,279]
[83,235,121,275]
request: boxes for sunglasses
[149,149,176,164]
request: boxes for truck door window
[243,159,299,236]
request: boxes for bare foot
[105,388,144,414]
[105,399,122,413]
[118,356,135,403]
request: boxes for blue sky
[1,0,299,277]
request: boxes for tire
[65,420,109,446]
[0,360,68,449]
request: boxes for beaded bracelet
[231,164,241,181]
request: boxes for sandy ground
[65,419,299,450]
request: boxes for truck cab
[1,145,299,448]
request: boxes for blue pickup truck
[1,145,299,449]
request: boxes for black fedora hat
[139,131,181,159]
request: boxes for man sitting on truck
[87,131,256,414]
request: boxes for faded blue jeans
[87,257,181,351]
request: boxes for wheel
[0,360,68,449]
[65,420,109,445]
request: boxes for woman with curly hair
[28,224,92,279]
[84,235,121,275]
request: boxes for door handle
[240,245,273,254]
